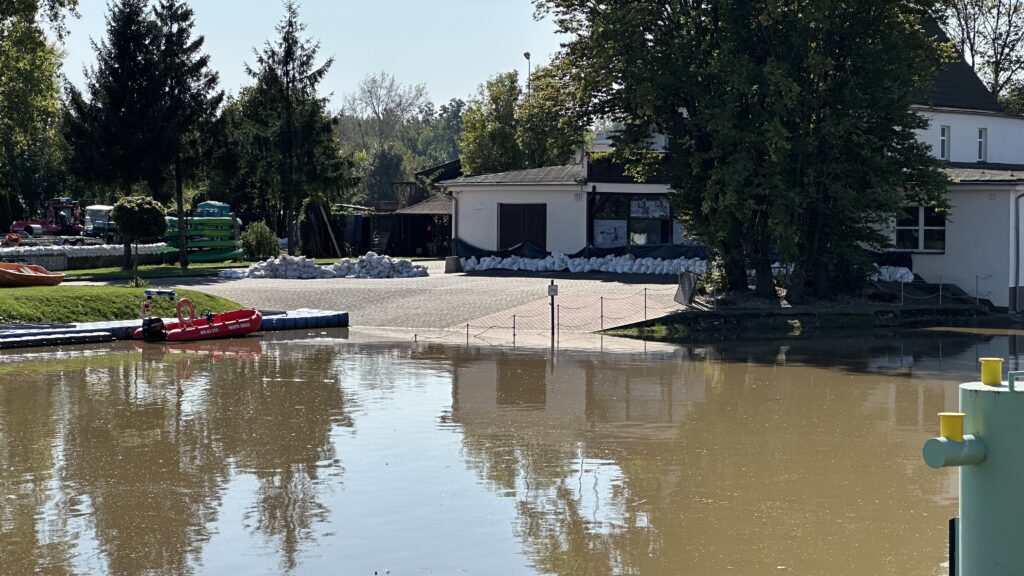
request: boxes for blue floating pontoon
[0,309,349,350]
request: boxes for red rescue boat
[133,291,262,342]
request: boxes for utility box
[924,359,1024,576]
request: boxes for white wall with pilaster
[914,107,1024,164]
[909,185,1016,308]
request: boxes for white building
[440,54,1024,310]
[441,160,680,256]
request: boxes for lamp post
[524,51,531,94]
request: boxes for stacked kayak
[166,201,244,263]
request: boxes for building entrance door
[498,204,546,250]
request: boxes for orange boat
[0,262,64,287]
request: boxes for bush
[241,221,279,261]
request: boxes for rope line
[600,290,646,301]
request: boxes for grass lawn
[0,286,241,324]
[63,261,248,282]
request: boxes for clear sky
[61,0,567,111]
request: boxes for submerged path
[140,260,684,332]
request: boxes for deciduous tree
[0,0,77,225]
[112,195,166,279]
[536,0,951,300]
[944,0,1024,96]
[460,71,524,175]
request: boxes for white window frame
[978,128,988,162]
[940,125,951,160]
[894,205,945,253]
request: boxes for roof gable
[922,21,1003,113]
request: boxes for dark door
[498,204,546,250]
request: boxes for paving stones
[169,260,681,331]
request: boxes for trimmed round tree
[112,196,167,278]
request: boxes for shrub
[112,196,166,275]
[241,221,279,261]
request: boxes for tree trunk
[753,252,775,300]
[753,230,776,300]
[175,153,188,270]
[720,238,748,292]
[122,182,133,271]
[288,210,300,257]
[725,258,747,293]
[812,255,830,299]
[318,202,341,258]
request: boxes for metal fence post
[901,281,905,305]
[976,275,980,305]
[549,279,556,346]
[512,314,516,340]
[466,323,469,345]
[939,275,943,307]
[600,297,604,330]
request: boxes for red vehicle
[10,198,84,237]
[134,290,262,342]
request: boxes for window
[895,206,945,252]
[978,128,988,162]
[590,193,673,247]
[940,126,951,160]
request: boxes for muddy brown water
[2,329,1010,575]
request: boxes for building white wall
[453,185,588,254]
[910,186,1015,307]
[914,107,1024,164]
[451,182,674,254]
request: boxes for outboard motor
[141,317,167,342]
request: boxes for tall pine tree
[65,0,164,269]
[65,0,163,196]
[155,0,223,269]
[245,1,333,255]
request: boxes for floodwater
[1,329,1008,575]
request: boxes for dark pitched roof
[927,60,1004,113]
[415,159,462,182]
[392,194,453,215]
[442,164,584,186]
[944,162,1024,183]
[921,21,1003,113]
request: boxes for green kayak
[187,248,245,263]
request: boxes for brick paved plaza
[162,260,685,333]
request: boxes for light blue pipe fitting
[923,435,986,469]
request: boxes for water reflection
[446,336,979,576]
[0,331,1004,575]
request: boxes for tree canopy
[460,66,586,176]
[64,0,165,198]
[112,194,166,275]
[154,0,223,269]
[242,0,338,255]
[0,0,77,226]
[536,0,952,299]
